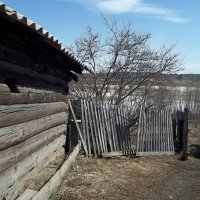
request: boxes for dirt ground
[51,155,200,200]
[50,122,200,200]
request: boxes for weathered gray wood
[0,84,10,92]
[89,101,101,155]
[0,91,68,105]
[109,104,117,152]
[31,142,81,200]
[84,100,91,156]
[102,151,123,158]
[181,108,189,160]
[0,124,66,172]
[86,100,96,156]
[141,109,146,152]
[116,106,123,152]
[136,108,175,156]
[93,101,103,153]
[0,112,68,151]
[79,100,132,156]
[7,146,65,200]
[81,99,87,148]
[99,103,108,152]
[122,105,131,154]
[136,106,142,153]
[68,100,88,156]
[112,106,120,151]
[97,104,106,152]
[167,111,171,152]
[105,104,114,151]
[0,102,68,128]
[124,108,131,154]
[136,151,174,156]
[18,86,60,94]
[0,135,66,198]
[16,189,38,200]
[103,103,113,152]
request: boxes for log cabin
[0,2,89,199]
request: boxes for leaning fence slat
[99,103,108,153]
[90,101,101,155]
[103,103,113,152]
[114,105,121,151]
[112,104,119,152]
[105,103,114,151]
[123,106,130,155]
[166,111,170,152]
[118,105,125,155]
[97,104,106,153]
[93,101,103,154]
[124,107,131,154]
[136,106,142,153]
[113,106,120,151]
[119,105,126,155]
[141,109,146,153]
[110,104,118,152]
[123,105,131,155]
[84,100,91,156]
[154,110,156,152]
[81,99,87,149]
[86,100,97,157]
[108,104,117,152]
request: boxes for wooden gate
[81,100,133,157]
[136,107,174,156]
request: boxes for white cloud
[57,0,188,23]
[97,0,140,14]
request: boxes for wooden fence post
[172,118,176,145]
[177,110,184,153]
[65,121,72,154]
[181,108,189,160]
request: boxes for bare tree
[69,18,182,118]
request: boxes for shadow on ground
[189,144,200,158]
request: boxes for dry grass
[52,154,200,200]
[25,154,65,191]
[51,123,200,200]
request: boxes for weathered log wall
[0,84,69,200]
[0,84,68,105]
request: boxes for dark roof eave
[0,2,94,74]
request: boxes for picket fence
[81,99,133,156]
[136,107,174,156]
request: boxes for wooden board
[102,151,123,158]
[0,102,68,128]
[0,124,67,172]
[6,147,65,200]
[0,84,68,105]
[0,112,68,151]
[31,142,81,200]
[16,189,38,200]
[0,135,66,198]
[0,91,68,105]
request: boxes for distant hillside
[82,72,200,81]
[165,74,200,81]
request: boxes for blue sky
[1,0,200,74]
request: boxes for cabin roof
[0,2,93,74]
